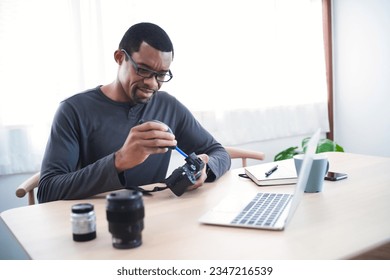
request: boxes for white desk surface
[1,152,390,260]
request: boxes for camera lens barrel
[71,203,96,242]
[106,190,145,249]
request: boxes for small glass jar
[71,203,96,242]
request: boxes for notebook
[244,159,298,186]
[199,128,320,231]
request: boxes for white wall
[333,0,390,157]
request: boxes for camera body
[165,152,205,196]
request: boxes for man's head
[119,22,174,59]
[115,23,174,104]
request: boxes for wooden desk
[1,152,390,260]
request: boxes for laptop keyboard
[231,192,292,227]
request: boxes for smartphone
[325,171,348,181]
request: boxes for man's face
[118,41,173,104]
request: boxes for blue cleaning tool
[175,146,188,158]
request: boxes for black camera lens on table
[106,190,145,249]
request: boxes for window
[0,0,328,174]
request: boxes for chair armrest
[15,172,40,205]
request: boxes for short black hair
[119,22,174,59]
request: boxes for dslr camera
[164,152,205,196]
[137,119,205,197]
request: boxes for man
[37,22,231,203]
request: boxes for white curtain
[0,0,328,175]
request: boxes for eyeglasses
[121,49,173,82]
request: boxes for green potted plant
[274,137,344,161]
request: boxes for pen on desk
[265,165,278,177]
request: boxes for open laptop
[199,128,321,231]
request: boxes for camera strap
[127,185,168,196]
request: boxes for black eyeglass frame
[121,49,173,82]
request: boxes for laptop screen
[285,128,320,226]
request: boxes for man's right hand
[114,121,177,172]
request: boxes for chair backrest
[15,148,264,205]
[224,146,265,167]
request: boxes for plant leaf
[274,137,345,161]
[274,146,299,161]
[302,137,345,153]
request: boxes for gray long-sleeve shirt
[37,87,231,202]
